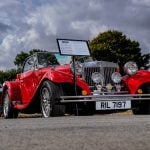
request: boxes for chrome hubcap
[3,94,9,117]
[41,87,51,117]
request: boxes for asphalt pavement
[0,114,150,150]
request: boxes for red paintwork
[1,64,91,111]
[122,70,150,94]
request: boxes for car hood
[54,64,71,74]
[131,70,150,78]
[122,70,150,82]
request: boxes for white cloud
[71,20,108,39]
[132,0,150,6]
[0,0,150,70]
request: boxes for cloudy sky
[0,0,150,70]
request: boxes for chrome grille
[82,61,118,87]
[103,67,117,85]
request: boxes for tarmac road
[0,114,150,150]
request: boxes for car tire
[3,90,19,119]
[40,80,65,117]
[132,86,150,115]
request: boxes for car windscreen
[55,54,72,65]
[37,53,59,67]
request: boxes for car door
[19,55,39,104]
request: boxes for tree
[89,30,143,67]
[14,51,29,68]
[0,70,4,84]
[0,49,49,83]
[14,49,47,69]
[0,69,18,84]
[29,49,47,55]
[140,53,150,69]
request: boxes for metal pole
[72,56,78,115]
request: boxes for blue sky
[0,0,150,70]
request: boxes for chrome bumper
[60,93,150,103]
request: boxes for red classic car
[0,52,150,118]
[122,61,150,114]
[1,52,94,118]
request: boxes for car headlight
[91,72,104,84]
[70,61,83,75]
[111,72,122,84]
[124,62,138,75]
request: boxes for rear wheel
[3,90,18,119]
[132,85,150,115]
[40,81,65,117]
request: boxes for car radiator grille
[82,61,118,88]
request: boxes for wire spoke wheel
[41,87,52,117]
[3,90,18,119]
[40,81,65,117]
[3,93,9,117]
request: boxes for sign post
[57,39,90,56]
[57,39,90,115]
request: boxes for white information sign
[57,39,90,56]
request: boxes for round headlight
[111,72,122,84]
[124,62,138,75]
[70,61,83,75]
[91,72,104,84]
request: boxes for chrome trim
[92,91,128,94]
[82,61,118,87]
[60,94,150,103]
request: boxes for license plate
[96,101,131,110]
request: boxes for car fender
[2,81,22,103]
[39,70,91,94]
[123,70,150,94]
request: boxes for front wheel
[132,100,150,115]
[40,81,65,117]
[3,90,18,119]
[132,85,150,115]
